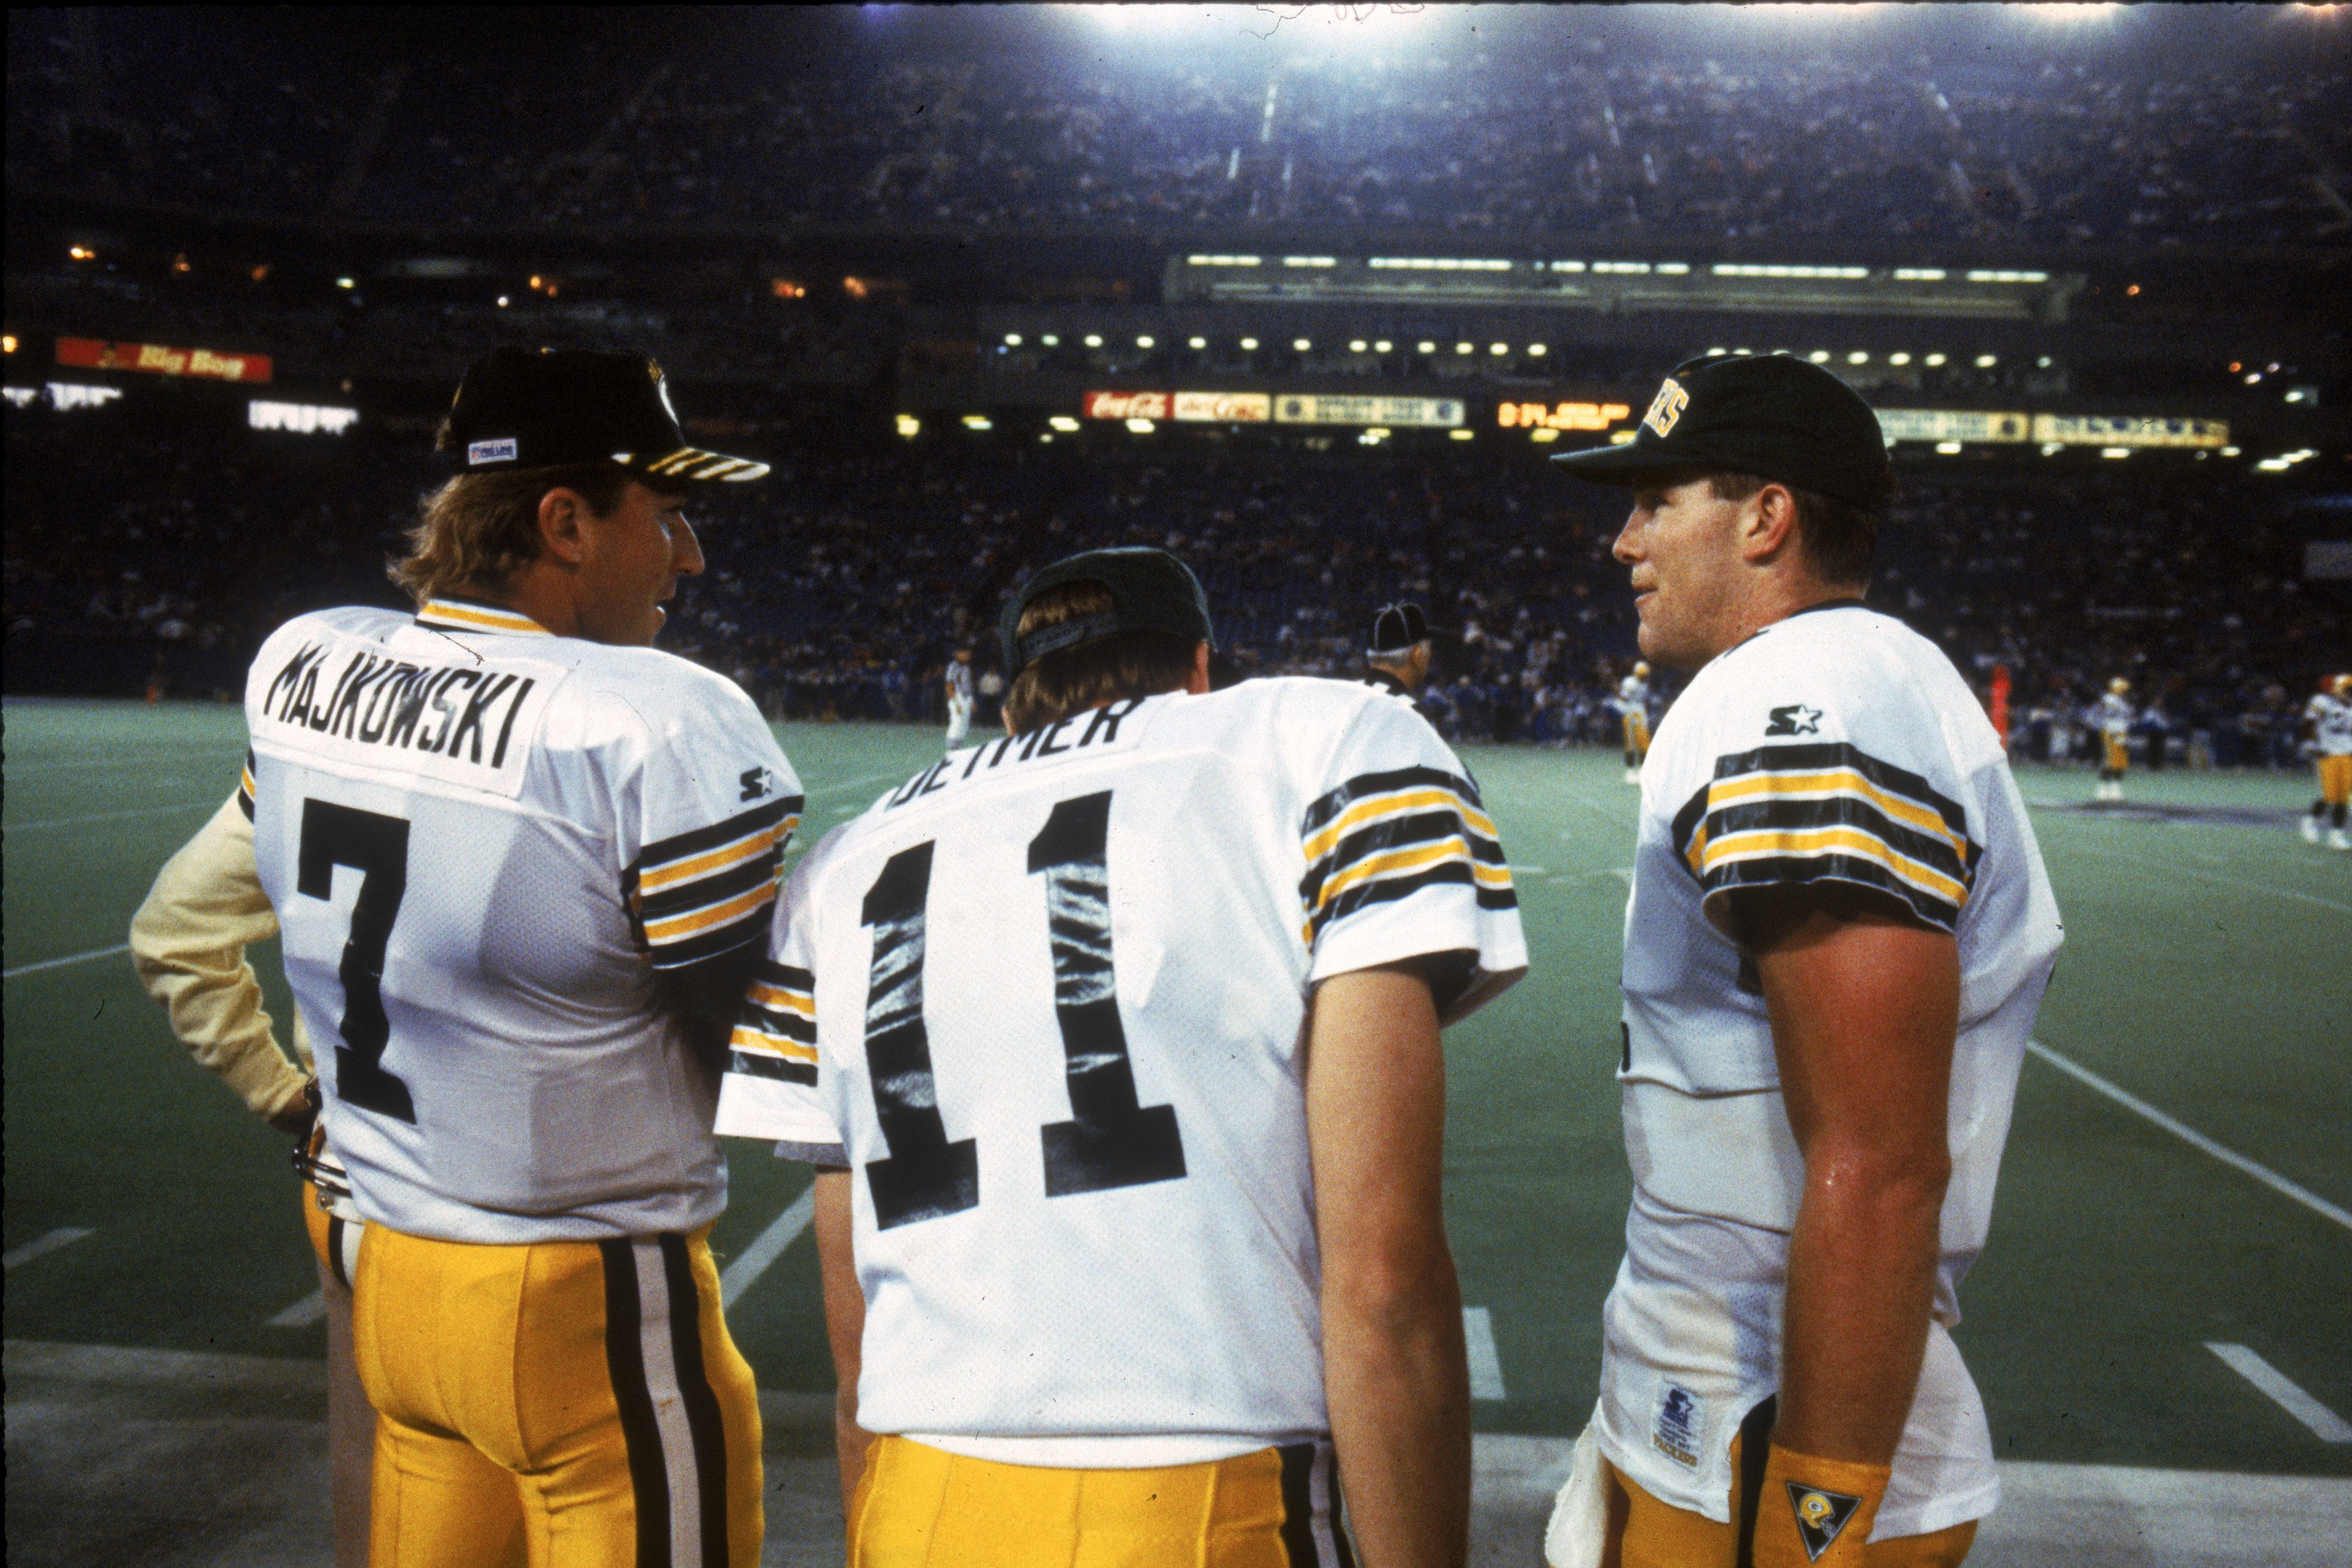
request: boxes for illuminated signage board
[56,336,273,383]
[1275,394,1464,428]
[1173,391,1272,423]
[1083,390,1169,420]
[249,400,359,435]
[2032,414,2229,449]
[1875,409,2032,444]
[1496,399,1634,432]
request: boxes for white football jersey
[2096,692,2134,737]
[245,598,800,1244]
[717,679,1526,1466]
[1602,604,2062,1531]
[1617,675,1650,716]
[2305,692,2352,755]
[945,661,975,703]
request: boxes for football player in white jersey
[1616,662,1654,783]
[244,348,794,1568]
[132,786,381,1568]
[1543,354,2062,1568]
[2093,678,2135,801]
[717,547,1527,1568]
[2301,673,2352,849]
[1364,600,1432,699]
[943,647,976,752]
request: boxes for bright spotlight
[1417,341,1436,354]
[1528,345,1547,357]
[1807,350,1831,363]
[1847,351,1869,365]
[1293,338,1312,352]
[1041,334,1060,346]
[1084,334,1104,348]
[1004,333,1023,346]
[1241,337,1260,350]
[1936,442,1963,455]
[1125,418,1155,434]
[1489,343,1509,356]
[1374,340,1393,353]
[1136,335,1154,348]
[963,414,993,431]
[1049,415,1081,432]
[1975,354,1998,368]
[1449,429,1475,442]
[895,414,920,438]
[1456,343,1474,355]
[1888,352,1911,366]
[1188,336,1207,349]
[1924,352,1947,367]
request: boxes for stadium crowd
[9,10,2347,251]
[7,407,2340,772]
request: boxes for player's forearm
[1322,1258,1472,1568]
[1777,1146,1948,1463]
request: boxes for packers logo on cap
[1641,378,1690,438]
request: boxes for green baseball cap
[1000,547,1216,679]
[1551,353,1893,506]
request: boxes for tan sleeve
[129,793,311,1122]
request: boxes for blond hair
[387,463,634,606]
[1002,579,1199,735]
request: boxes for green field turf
[6,698,2347,1478]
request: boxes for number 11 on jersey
[856,790,1187,1231]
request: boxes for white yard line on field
[4,944,131,981]
[2067,843,2351,915]
[3,1228,95,1272]
[2204,1344,2352,1443]
[1463,1306,1507,1400]
[5,801,219,832]
[267,1293,326,1329]
[2026,1041,2351,1234]
[720,1185,818,1308]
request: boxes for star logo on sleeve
[1765,703,1823,737]
[1784,1482,1863,1561]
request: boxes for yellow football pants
[2318,754,2351,807]
[352,1222,763,1568]
[1624,714,1652,757]
[2103,735,2129,774]
[1600,1437,1975,1568]
[849,1434,1354,1568]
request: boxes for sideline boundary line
[720,1185,818,1307]
[3,1228,95,1272]
[2026,1041,2351,1233]
[2066,842,2351,914]
[6,801,219,832]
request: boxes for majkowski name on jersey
[716,678,1528,1466]
[245,601,800,1244]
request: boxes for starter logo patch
[1650,1382,1705,1468]
[1766,703,1823,736]
[1784,1482,1863,1561]
[467,437,518,466]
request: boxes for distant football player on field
[717,546,1527,1568]
[2302,673,2352,850]
[243,348,794,1567]
[131,795,383,1568]
[943,645,976,752]
[1363,600,1432,699]
[2094,677,2134,801]
[1615,661,1654,783]
[1545,354,2062,1568]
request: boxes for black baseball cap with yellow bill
[1551,352,1893,507]
[439,346,770,485]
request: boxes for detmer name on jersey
[716,677,1528,1469]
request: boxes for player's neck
[490,562,581,639]
[1701,576,1863,666]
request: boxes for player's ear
[536,485,592,566]
[1738,482,1801,566]
[1187,643,1212,695]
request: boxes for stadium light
[2100,448,2131,459]
[496,296,510,307]
[336,277,355,290]
[1449,430,1475,442]
[1084,334,1104,348]
[2041,442,2066,456]
[1418,341,1436,354]
[2037,356,2052,367]
[1126,418,1155,435]
[1888,352,1911,365]
[1004,333,1023,346]
[1,335,14,354]
[2221,446,2242,457]
[1706,348,1727,357]
[1049,415,1081,432]
[963,414,993,431]
[1733,348,1754,356]
[1807,350,1831,363]
[1136,335,1154,348]
[1528,344,1547,356]
[1358,431,1384,447]
[1925,353,1948,367]
[1349,339,1368,353]
[896,414,920,438]
[1374,341,1393,353]
[173,254,191,273]
[1975,354,1998,368]
[1188,336,1207,349]
[1848,352,1870,365]
[1936,442,1963,455]
[69,245,95,261]
[1456,343,1474,355]
[1040,433,1054,444]
[1041,334,1060,346]
[1529,428,1560,444]
[1489,343,1509,356]
[1241,337,1259,350]
[1293,338,1312,352]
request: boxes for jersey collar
[1718,596,1868,663]
[414,596,555,638]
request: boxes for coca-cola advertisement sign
[1082,390,1171,420]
